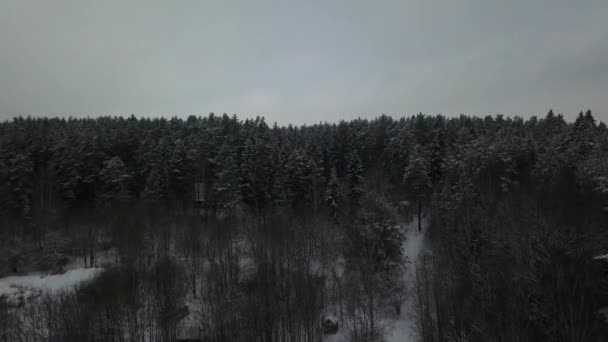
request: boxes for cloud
[0,0,607,123]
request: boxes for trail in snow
[385,217,428,342]
[323,217,428,342]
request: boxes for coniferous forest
[1,111,607,341]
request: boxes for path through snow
[385,217,427,342]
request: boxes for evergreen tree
[212,142,242,213]
[98,156,131,207]
[345,194,404,338]
[7,153,34,217]
[142,158,169,205]
[325,167,341,222]
[285,148,310,207]
[270,140,290,211]
[346,149,364,214]
[402,145,431,231]
[306,154,325,212]
[428,123,446,186]
[168,137,198,211]
[239,133,272,216]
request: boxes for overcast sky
[1,0,607,124]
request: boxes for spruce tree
[325,167,341,223]
[346,149,364,214]
[402,144,431,231]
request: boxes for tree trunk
[191,272,197,299]
[418,197,422,231]
[369,291,375,337]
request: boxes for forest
[0,110,607,341]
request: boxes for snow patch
[0,268,103,305]
[594,254,608,261]
[323,331,350,342]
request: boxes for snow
[0,267,103,305]
[385,217,428,342]
[321,217,429,342]
[594,254,608,261]
[323,332,350,342]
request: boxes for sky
[1,0,607,125]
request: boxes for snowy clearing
[0,267,103,306]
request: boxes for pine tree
[98,156,131,207]
[285,148,310,206]
[306,155,325,212]
[212,142,242,214]
[6,152,34,217]
[345,194,404,338]
[346,149,364,214]
[168,137,198,211]
[402,145,431,231]
[428,125,446,186]
[239,134,272,216]
[270,141,289,211]
[569,110,598,162]
[325,167,341,222]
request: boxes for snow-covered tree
[98,156,131,207]
[212,142,242,213]
[403,144,431,231]
[325,167,341,222]
[344,194,404,339]
[6,152,34,217]
[346,149,364,213]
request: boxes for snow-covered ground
[385,217,428,342]
[0,220,426,341]
[594,253,608,261]
[324,331,350,342]
[323,217,428,342]
[0,267,103,306]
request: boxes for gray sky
[1,0,607,124]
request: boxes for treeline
[414,111,608,341]
[0,110,607,341]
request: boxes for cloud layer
[1,0,607,124]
